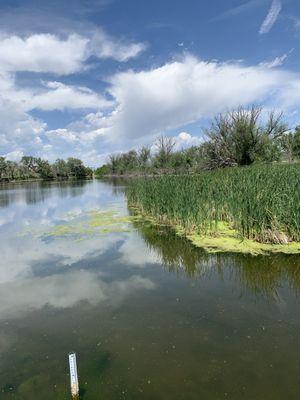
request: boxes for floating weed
[19,210,135,241]
[45,210,134,240]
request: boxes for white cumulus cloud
[0,72,111,113]
[0,27,146,163]
[175,132,203,150]
[104,55,288,143]
[0,33,88,74]
[4,55,300,166]
[29,81,112,111]
[0,31,146,75]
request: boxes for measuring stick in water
[69,352,79,399]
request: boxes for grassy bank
[126,164,300,255]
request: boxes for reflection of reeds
[131,216,300,298]
[130,218,210,278]
[229,255,300,298]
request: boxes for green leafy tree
[0,155,91,182]
[67,158,91,178]
[95,165,109,177]
[36,159,54,179]
[154,136,176,169]
[52,159,70,179]
[293,127,300,159]
[0,157,7,180]
[205,107,286,169]
[138,146,151,169]
[280,132,296,163]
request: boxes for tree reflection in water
[131,216,300,298]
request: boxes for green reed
[126,164,300,244]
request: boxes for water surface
[0,180,299,400]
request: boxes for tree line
[95,107,300,176]
[0,156,93,182]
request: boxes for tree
[0,155,91,182]
[120,150,138,172]
[281,132,296,163]
[154,136,176,168]
[97,107,295,175]
[21,156,39,176]
[95,164,109,177]
[257,135,281,163]
[293,127,300,159]
[36,159,53,179]
[138,146,151,168]
[0,157,7,180]
[52,159,69,179]
[5,161,19,180]
[67,158,87,178]
[108,154,119,174]
[204,107,286,169]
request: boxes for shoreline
[96,171,195,178]
[129,205,300,256]
[0,177,93,185]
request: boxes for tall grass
[126,164,300,244]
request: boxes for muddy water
[0,179,299,400]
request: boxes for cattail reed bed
[126,164,300,250]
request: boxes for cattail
[126,164,300,245]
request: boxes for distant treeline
[96,107,300,176]
[0,156,93,182]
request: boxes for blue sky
[1,0,300,166]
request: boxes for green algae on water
[130,207,300,256]
[45,210,136,240]
[187,228,300,256]
[17,210,140,241]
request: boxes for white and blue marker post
[69,352,79,399]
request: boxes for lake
[0,179,299,400]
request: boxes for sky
[1,0,300,166]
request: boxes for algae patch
[130,207,300,256]
[19,210,138,242]
[45,210,135,240]
[186,228,300,256]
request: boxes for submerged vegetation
[0,156,93,182]
[126,164,300,254]
[97,107,300,176]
